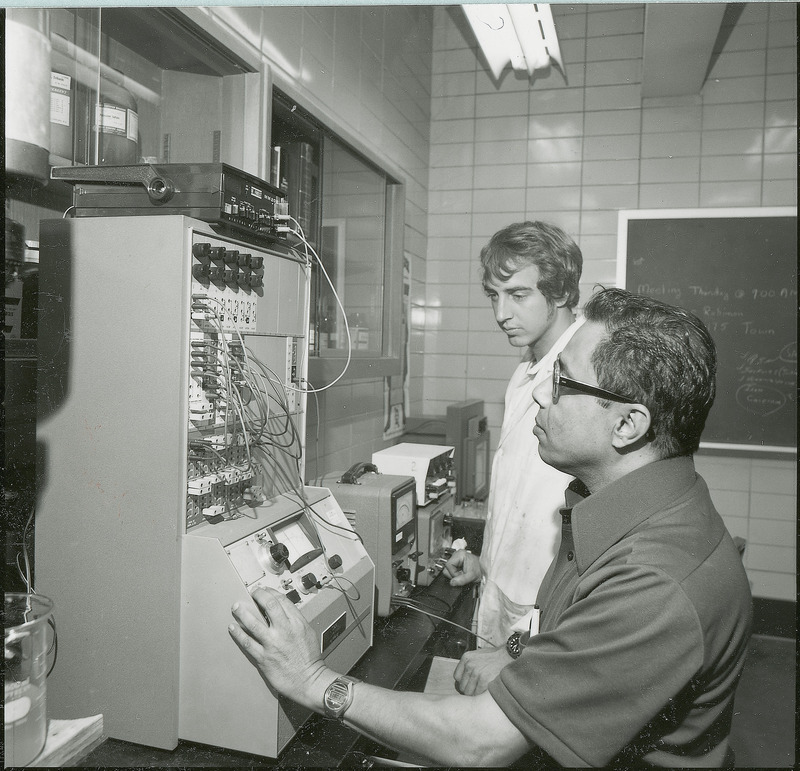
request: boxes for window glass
[318,135,387,356]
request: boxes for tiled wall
[424,3,796,601]
[197,6,435,480]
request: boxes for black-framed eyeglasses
[552,355,634,405]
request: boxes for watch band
[506,631,523,659]
[323,675,359,720]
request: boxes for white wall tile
[701,155,763,182]
[583,133,640,161]
[640,157,701,184]
[763,180,798,206]
[583,158,639,185]
[748,517,797,547]
[708,489,751,519]
[640,131,702,159]
[695,457,753,491]
[473,140,529,166]
[584,109,642,136]
[425,4,796,601]
[746,544,796,574]
[747,571,797,603]
[528,136,584,163]
[699,181,761,207]
[473,187,527,213]
[474,163,527,189]
[720,514,749,540]
[639,182,700,209]
[585,33,643,62]
[528,162,583,188]
[764,125,798,153]
[750,492,797,522]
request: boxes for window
[46,7,261,170]
[271,89,403,379]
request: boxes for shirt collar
[525,316,585,377]
[567,457,699,574]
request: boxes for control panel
[34,215,367,760]
[320,465,418,616]
[186,230,305,530]
[223,495,361,608]
[180,487,374,756]
[52,162,289,247]
[413,490,455,586]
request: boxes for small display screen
[395,489,414,530]
[272,519,315,564]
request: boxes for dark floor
[79,632,795,768]
[730,634,796,769]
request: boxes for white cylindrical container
[5,10,52,183]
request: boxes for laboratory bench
[75,573,478,768]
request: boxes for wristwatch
[506,631,523,659]
[323,675,359,720]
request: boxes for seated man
[229,287,753,768]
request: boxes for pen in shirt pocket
[529,604,540,636]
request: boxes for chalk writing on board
[735,345,797,416]
[622,209,797,450]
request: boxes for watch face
[326,682,349,710]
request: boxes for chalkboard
[618,208,797,454]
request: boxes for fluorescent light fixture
[463,4,565,81]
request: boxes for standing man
[228,288,752,767]
[444,220,584,646]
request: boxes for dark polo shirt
[488,457,753,768]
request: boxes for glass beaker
[4,593,54,767]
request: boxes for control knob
[269,543,290,571]
[301,573,319,592]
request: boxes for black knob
[286,589,301,604]
[192,243,211,263]
[270,543,290,564]
[301,573,318,590]
[328,554,343,570]
[396,567,411,583]
[223,250,240,265]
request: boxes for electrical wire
[404,592,453,615]
[390,598,494,647]
[280,217,353,392]
[13,505,59,676]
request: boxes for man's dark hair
[583,287,717,458]
[480,221,583,309]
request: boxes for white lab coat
[477,318,584,647]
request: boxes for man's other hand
[229,587,333,709]
[442,549,482,586]
[454,645,513,696]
